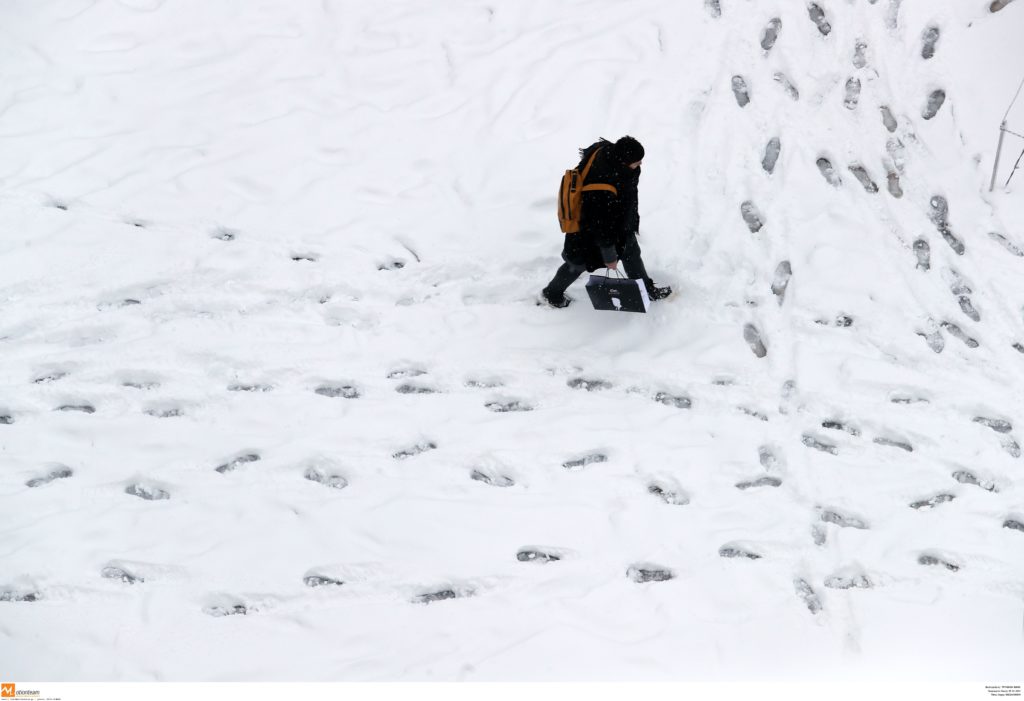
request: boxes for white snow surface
[2,0,1024,682]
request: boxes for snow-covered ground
[2,0,1024,682]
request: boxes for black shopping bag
[586,272,650,313]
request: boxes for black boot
[645,279,672,301]
[540,287,572,308]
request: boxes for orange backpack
[557,147,619,234]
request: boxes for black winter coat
[562,140,641,272]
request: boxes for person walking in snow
[541,135,671,308]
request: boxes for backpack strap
[579,147,619,197]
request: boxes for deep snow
[1,0,1024,682]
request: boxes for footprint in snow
[988,232,1024,257]
[122,379,160,390]
[740,407,769,421]
[758,445,780,469]
[719,545,762,560]
[761,17,782,52]
[205,603,251,617]
[97,296,143,311]
[880,106,898,133]
[470,469,515,487]
[740,201,764,233]
[26,465,74,488]
[228,383,273,393]
[562,453,607,471]
[743,324,767,358]
[844,78,861,109]
[917,326,945,353]
[910,493,955,510]
[951,469,997,492]
[918,553,960,572]
[922,89,946,120]
[377,259,406,271]
[794,578,822,614]
[825,573,873,589]
[771,261,791,304]
[517,548,562,563]
[808,3,831,35]
[485,399,533,413]
[940,322,978,348]
[0,414,13,425]
[921,26,940,59]
[101,565,144,585]
[654,392,691,409]
[395,383,440,394]
[388,368,427,380]
[957,296,980,322]
[873,436,913,452]
[812,525,827,546]
[731,75,750,107]
[704,0,721,18]
[627,565,675,583]
[303,467,348,490]
[215,453,261,474]
[973,417,1012,433]
[816,158,841,187]
[412,587,474,604]
[0,589,41,602]
[802,434,838,455]
[762,137,781,174]
[886,166,904,198]
[33,370,69,384]
[393,441,437,460]
[315,383,360,399]
[852,39,868,68]
[210,227,237,242]
[822,420,860,436]
[815,315,854,327]
[303,574,344,588]
[774,72,799,100]
[648,483,690,505]
[939,227,965,255]
[291,253,318,263]
[143,405,184,418]
[820,509,869,529]
[56,404,95,414]
[929,194,949,226]
[1004,518,1024,532]
[735,476,782,490]
[848,164,878,193]
[465,377,503,389]
[567,377,612,392]
[125,483,170,501]
[1000,436,1021,458]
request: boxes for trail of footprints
[26,367,1003,614]
[8,2,1021,622]
[725,4,1024,362]
[7,369,1021,616]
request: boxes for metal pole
[991,120,1008,192]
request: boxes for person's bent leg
[620,235,650,281]
[620,234,672,300]
[543,261,586,302]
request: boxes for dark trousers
[544,234,650,298]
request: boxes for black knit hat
[613,135,645,164]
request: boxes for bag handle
[601,267,626,279]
